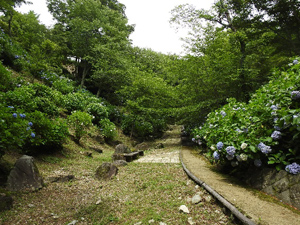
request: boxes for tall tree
[0,0,29,35]
[47,0,133,88]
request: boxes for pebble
[179,205,190,214]
[67,220,78,225]
[204,195,212,202]
[188,217,195,225]
[134,222,142,225]
[159,222,167,225]
[28,204,35,208]
[191,194,202,204]
[148,219,155,223]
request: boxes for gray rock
[95,163,118,180]
[113,160,128,167]
[191,194,202,204]
[6,155,44,191]
[115,144,131,154]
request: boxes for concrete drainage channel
[179,151,256,225]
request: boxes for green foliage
[86,102,108,125]
[67,111,93,142]
[99,118,117,141]
[0,62,13,91]
[0,103,31,155]
[24,111,69,154]
[192,59,300,172]
[4,83,62,116]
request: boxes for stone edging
[179,150,256,225]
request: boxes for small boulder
[6,155,44,191]
[95,163,118,180]
[113,160,128,167]
[191,194,202,204]
[115,144,131,154]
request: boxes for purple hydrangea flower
[12,113,17,118]
[31,132,35,138]
[271,131,282,140]
[220,111,226,117]
[226,146,236,156]
[270,105,278,110]
[216,142,224,150]
[254,159,262,167]
[258,142,272,154]
[293,59,299,65]
[285,162,300,175]
[28,122,33,126]
[213,151,220,160]
[291,91,300,100]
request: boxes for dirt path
[143,125,300,225]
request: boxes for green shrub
[121,114,154,138]
[0,104,31,156]
[87,102,109,125]
[99,118,117,141]
[0,62,13,91]
[3,83,62,116]
[192,58,300,173]
[23,111,69,154]
[67,111,93,142]
[52,78,75,94]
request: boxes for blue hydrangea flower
[271,131,282,140]
[293,59,299,65]
[270,105,278,110]
[220,111,226,117]
[26,127,31,131]
[254,159,262,167]
[274,125,281,131]
[213,151,220,160]
[31,133,35,138]
[8,106,14,109]
[28,122,33,126]
[216,142,224,150]
[226,146,236,156]
[192,138,196,142]
[258,142,272,154]
[19,113,26,118]
[285,162,300,175]
[291,91,300,100]
[12,113,17,118]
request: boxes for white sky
[17,0,215,55]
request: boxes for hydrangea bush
[192,58,300,174]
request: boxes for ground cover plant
[192,59,300,174]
